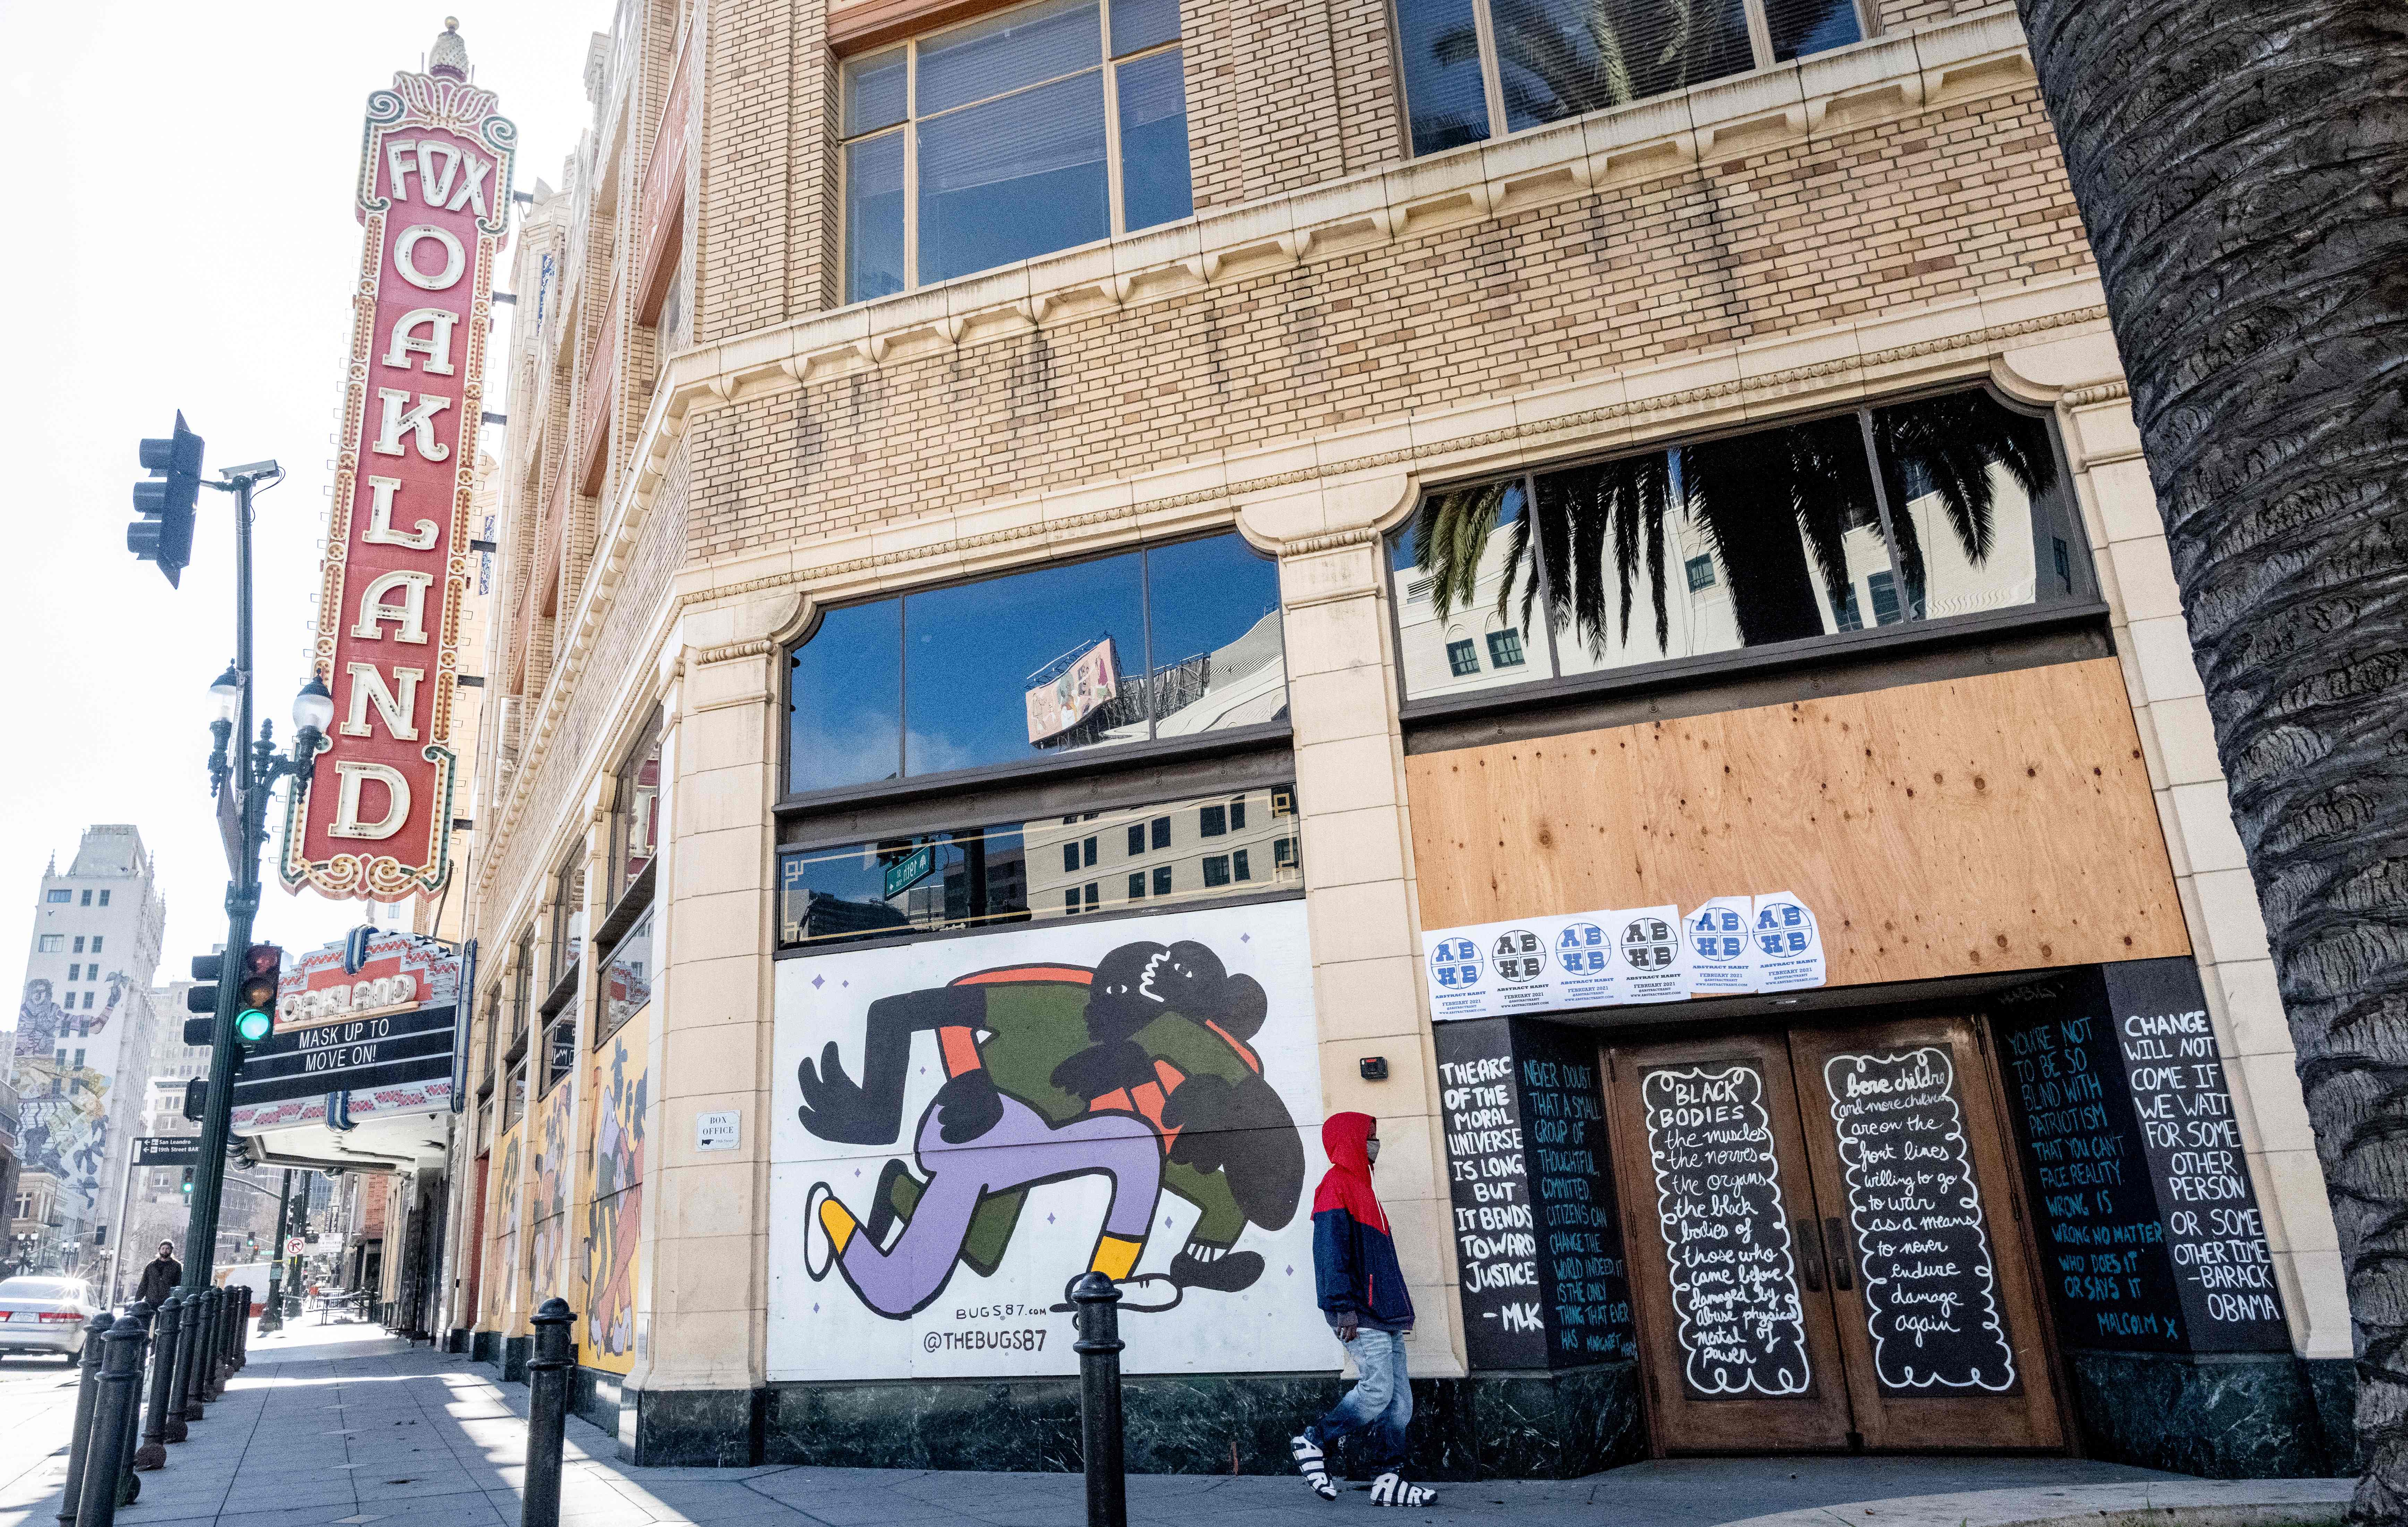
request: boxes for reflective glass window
[838,0,1192,303]
[1398,0,1861,156]
[1391,389,2071,703]
[787,533,1285,795]
[779,782,1297,951]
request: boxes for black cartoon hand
[795,1041,893,1144]
[933,1070,1004,1144]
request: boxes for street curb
[1713,1479,2356,1527]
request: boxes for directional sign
[135,1136,203,1167]
[286,1237,306,1257]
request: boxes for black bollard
[112,1305,150,1508]
[522,1298,577,1527]
[136,1293,180,1468]
[208,1288,232,1397]
[57,1313,111,1527]
[235,1290,249,1367]
[1070,1272,1127,1527]
[75,1318,143,1527]
[180,1290,213,1418]
[168,1289,199,1430]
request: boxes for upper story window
[36,936,60,953]
[43,891,68,905]
[608,711,663,908]
[788,531,1286,797]
[1389,387,2080,703]
[840,0,1194,303]
[549,856,587,986]
[1395,0,1867,156]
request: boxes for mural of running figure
[796,938,1306,1320]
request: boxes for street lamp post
[177,462,331,1296]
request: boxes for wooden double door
[1602,1015,2064,1453]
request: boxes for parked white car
[0,1277,100,1363]
[214,1263,274,1318]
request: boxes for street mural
[768,902,1327,1381]
[580,1011,648,1375]
[530,1079,576,1305]
[15,975,130,1221]
[494,1126,523,1326]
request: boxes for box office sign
[282,51,514,902]
[1421,893,1826,1021]
[232,932,464,1107]
[767,901,1332,1381]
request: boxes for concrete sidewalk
[0,1323,2353,1527]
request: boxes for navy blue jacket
[1313,1112,1415,1331]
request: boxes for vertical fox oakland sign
[285,24,513,903]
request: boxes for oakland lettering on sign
[283,36,514,902]
[1994,960,2288,1353]
[1640,1063,1812,1396]
[1821,1048,2017,1392]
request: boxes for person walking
[1290,1113,1436,1508]
[134,1241,182,1306]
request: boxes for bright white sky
[0,3,612,990]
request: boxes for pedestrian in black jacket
[135,1242,182,1306]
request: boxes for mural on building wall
[14,976,129,1219]
[579,1013,648,1374]
[529,1081,575,1302]
[493,1127,523,1325]
[768,902,1327,1381]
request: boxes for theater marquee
[284,33,514,902]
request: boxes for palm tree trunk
[2010,1,2408,1515]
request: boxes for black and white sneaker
[1289,1433,1337,1501]
[1367,1472,1436,1508]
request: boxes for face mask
[1365,1138,1381,1164]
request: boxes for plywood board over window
[1404,657,2187,987]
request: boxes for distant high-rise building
[11,825,166,1278]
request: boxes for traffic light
[234,944,282,1046]
[182,1079,206,1124]
[186,952,223,1046]
[128,413,205,586]
[179,1167,195,1197]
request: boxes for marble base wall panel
[625,1384,767,1467]
[2065,1349,2357,1478]
[470,1330,501,1364]
[761,1364,1644,1480]
[501,1335,532,1385]
[571,1365,626,1436]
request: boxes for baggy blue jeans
[1309,1327,1411,1475]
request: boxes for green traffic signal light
[234,1006,273,1044]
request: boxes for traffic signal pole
[180,469,266,1294]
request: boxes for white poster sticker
[1687,897,1758,995]
[1547,915,1625,1009]
[1750,892,1826,991]
[1423,917,1557,1019]
[1611,906,1689,1003]
[1424,930,1493,1020]
[767,902,1331,1382]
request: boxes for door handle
[1794,1219,1825,1292]
[1824,1217,1854,1292]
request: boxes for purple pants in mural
[835,1092,1162,1317]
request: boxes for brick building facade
[441,0,2358,1477]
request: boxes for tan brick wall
[1182,0,1348,208]
[697,0,799,342]
[685,84,2088,564]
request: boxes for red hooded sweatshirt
[1312,1112,1414,1330]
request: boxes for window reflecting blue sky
[790,600,903,791]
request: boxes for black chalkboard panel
[1819,1047,2019,1393]
[1516,1022,1634,1366]
[1638,1061,1814,1397]
[1993,959,2289,1354]
[1432,1019,1633,1370]
[1435,1018,1551,1370]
